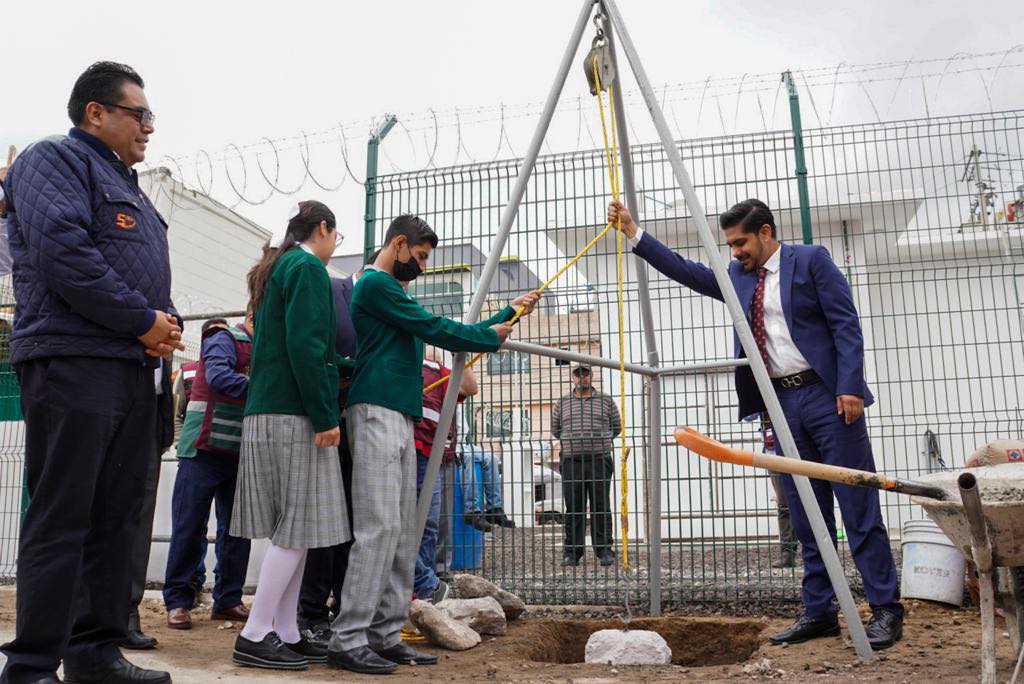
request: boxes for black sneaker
[430,579,451,604]
[485,508,516,528]
[596,550,616,567]
[561,554,581,567]
[233,632,309,670]
[463,511,494,532]
[285,633,328,663]
[767,614,840,645]
[866,608,903,650]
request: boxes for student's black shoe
[463,512,494,532]
[430,579,451,604]
[767,614,840,645]
[285,633,328,663]
[300,623,332,650]
[327,645,399,675]
[485,508,516,528]
[22,676,61,683]
[596,550,616,567]
[63,655,171,683]
[866,609,903,650]
[374,642,438,665]
[561,554,581,567]
[232,632,308,671]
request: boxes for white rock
[435,597,507,635]
[584,629,672,665]
[408,599,481,651]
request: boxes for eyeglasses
[100,103,156,127]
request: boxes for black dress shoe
[121,608,158,650]
[63,655,170,683]
[22,676,61,683]
[285,633,328,663]
[463,512,494,532]
[327,645,398,675]
[485,508,516,528]
[373,642,438,665]
[561,554,581,567]
[233,632,308,671]
[866,608,903,650]
[596,550,616,567]
[767,614,840,645]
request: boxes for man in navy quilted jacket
[0,62,185,684]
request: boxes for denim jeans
[461,444,503,513]
[413,455,442,597]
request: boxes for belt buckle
[781,374,804,389]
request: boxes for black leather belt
[772,369,821,390]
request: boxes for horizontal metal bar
[654,358,750,376]
[501,340,657,377]
[180,310,245,322]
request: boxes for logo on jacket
[115,213,137,230]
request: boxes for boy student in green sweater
[328,215,540,675]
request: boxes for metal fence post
[363,115,398,261]
[782,71,813,245]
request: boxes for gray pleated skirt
[231,413,351,549]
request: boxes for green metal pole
[363,114,398,262]
[782,71,813,245]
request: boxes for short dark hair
[201,318,228,335]
[719,199,776,238]
[384,214,438,249]
[68,61,145,125]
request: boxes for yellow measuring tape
[592,59,631,575]
[418,58,632,578]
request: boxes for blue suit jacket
[331,275,356,358]
[633,232,874,420]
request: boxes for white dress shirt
[757,246,811,378]
[630,229,811,378]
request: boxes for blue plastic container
[450,460,484,570]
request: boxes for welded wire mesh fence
[1,110,1022,615]
[368,108,1024,609]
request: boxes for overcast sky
[4,0,1022,246]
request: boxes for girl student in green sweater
[326,215,540,675]
[230,200,348,671]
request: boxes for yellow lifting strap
[418,51,632,579]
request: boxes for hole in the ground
[523,617,764,666]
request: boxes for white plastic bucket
[900,518,966,606]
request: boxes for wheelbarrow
[675,427,1024,684]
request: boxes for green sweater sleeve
[282,260,340,432]
[477,305,516,328]
[366,274,504,352]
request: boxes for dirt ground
[0,587,1019,682]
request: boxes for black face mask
[393,244,423,282]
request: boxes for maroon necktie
[750,267,770,371]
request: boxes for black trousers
[561,453,614,558]
[129,436,162,610]
[1,357,156,683]
[297,422,353,630]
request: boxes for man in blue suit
[609,198,902,649]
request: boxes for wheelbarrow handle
[674,427,950,501]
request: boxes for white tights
[239,543,307,644]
